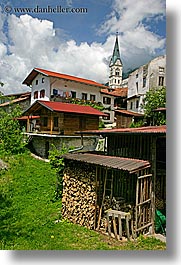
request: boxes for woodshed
[62,153,153,240]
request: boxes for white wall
[50,78,102,102]
[127,55,166,113]
[31,74,50,105]
[30,74,116,123]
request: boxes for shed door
[135,169,153,235]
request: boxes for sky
[0,0,166,94]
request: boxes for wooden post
[151,136,157,234]
[118,214,122,240]
[135,173,139,234]
[126,215,130,240]
[27,115,30,132]
[96,168,107,230]
[81,133,84,146]
[94,166,98,230]
[107,212,111,236]
[50,113,53,135]
[112,213,118,240]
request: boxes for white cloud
[0,0,166,94]
[97,0,166,72]
[0,13,111,94]
[99,0,165,34]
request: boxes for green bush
[49,144,71,200]
[0,106,26,155]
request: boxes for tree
[0,105,26,155]
[142,86,166,126]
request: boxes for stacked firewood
[62,163,97,229]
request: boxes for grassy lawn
[0,152,166,250]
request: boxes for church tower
[109,33,123,89]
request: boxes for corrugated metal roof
[23,68,107,88]
[76,125,166,135]
[63,153,150,173]
[23,100,107,117]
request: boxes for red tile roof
[101,87,128,97]
[25,100,107,117]
[115,109,144,117]
[76,125,166,135]
[23,68,107,88]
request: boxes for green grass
[0,152,166,250]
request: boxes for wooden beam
[151,136,157,234]
[27,116,30,132]
[96,168,107,230]
[50,113,53,135]
[94,166,98,230]
[81,133,84,146]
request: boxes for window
[116,71,120,76]
[42,78,45,83]
[143,77,146,87]
[158,76,164,86]
[35,80,38,85]
[130,102,133,110]
[159,67,165,74]
[34,91,38,99]
[54,117,58,127]
[136,100,139,109]
[71,91,76,98]
[40,89,45,98]
[90,94,96,101]
[103,97,111,104]
[53,89,58,96]
[42,117,48,127]
[136,82,138,93]
[103,112,110,120]
[136,73,138,78]
[82,93,87,100]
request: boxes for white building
[22,68,117,123]
[109,34,123,89]
[127,55,166,113]
[22,35,128,124]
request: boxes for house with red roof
[22,100,107,135]
[22,67,108,105]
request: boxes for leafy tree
[49,144,73,200]
[0,105,26,155]
[142,86,166,126]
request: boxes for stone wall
[27,133,98,158]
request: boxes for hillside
[0,152,166,250]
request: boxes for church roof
[109,35,122,66]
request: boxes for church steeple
[109,33,123,88]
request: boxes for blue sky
[0,0,166,94]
